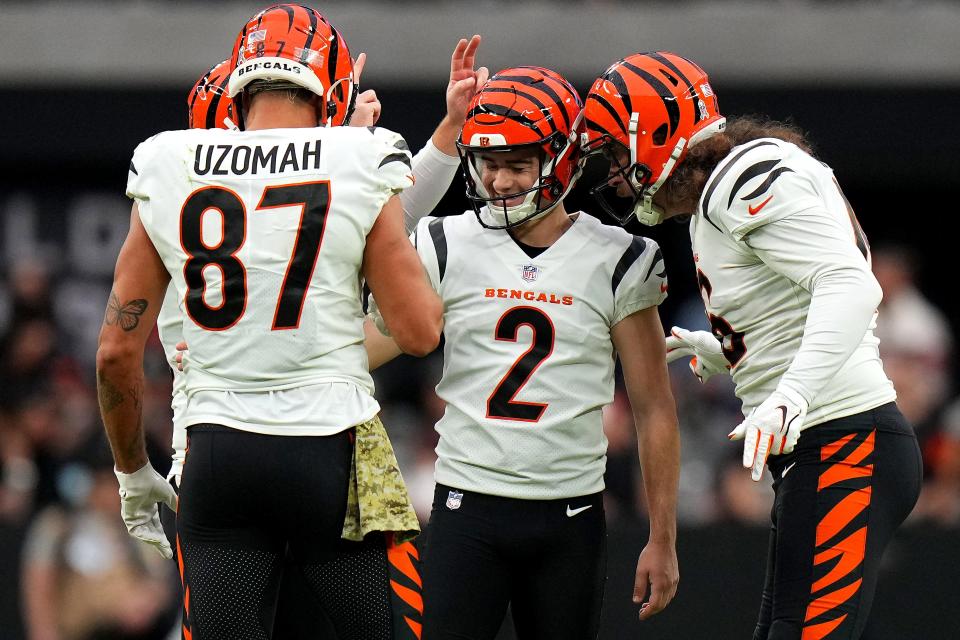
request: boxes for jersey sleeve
[400,139,461,232]
[411,215,444,292]
[705,141,824,241]
[125,134,162,202]
[612,235,667,326]
[745,208,882,404]
[368,127,415,200]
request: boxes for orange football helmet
[227,4,355,127]
[458,66,584,229]
[187,59,235,129]
[582,52,725,225]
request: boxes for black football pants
[421,484,606,640]
[754,403,922,640]
[175,424,421,640]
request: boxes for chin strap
[627,109,687,226]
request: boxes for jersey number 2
[486,306,555,422]
[180,181,331,331]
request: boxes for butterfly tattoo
[105,292,148,332]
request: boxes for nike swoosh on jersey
[782,461,797,479]
[748,195,774,216]
[566,504,593,517]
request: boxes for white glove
[115,464,178,559]
[728,388,808,481]
[664,327,729,383]
[366,293,391,337]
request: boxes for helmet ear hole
[550,132,566,153]
[652,124,669,146]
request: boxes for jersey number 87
[179,180,331,331]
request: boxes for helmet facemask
[582,134,657,226]
[459,131,577,230]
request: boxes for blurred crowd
[0,239,955,639]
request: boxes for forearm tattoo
[97,370,125,414]
[104,291,148,331]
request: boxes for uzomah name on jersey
[193,140,322,176]
[484,288,573,306]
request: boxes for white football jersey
[156,284,187,478]
[691,138,895,427]
[413,211,667,499]
[128,125,413,433]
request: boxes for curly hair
[660,115,815,209]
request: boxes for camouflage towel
[342,416,420,544]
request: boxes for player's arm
[728,208,883,479]
[400,35,488,228]
[745,208,882,406]
[612,306,680,621]
[363,196,442,356]
[363,316,404,371]
[97,203,169,473]
[97,203,177,558]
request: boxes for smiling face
[477,147,542,207]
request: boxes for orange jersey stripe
[805,577,861,622]
[387,540,422,588]
[811,527,868,593]
[815,486,872,547]
[390,579,424,614]
[404,616,423,640]
[820,433,857,462]
[802,612,848,640]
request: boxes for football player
[367,67,681,638]
[165,39,486,490]
[96,5,443,640]
[581,52,922,640]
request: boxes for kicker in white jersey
[411,210,666,499]
[691,137,895,426]
[127,125,413,433]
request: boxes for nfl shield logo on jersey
[521,264,540,282]
[445,490,464,510]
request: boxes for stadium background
[0,2,957,638]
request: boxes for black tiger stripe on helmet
[187,59,233,130]
[582,51,726,226]
[458,66,586,230]
[228,3,355,128]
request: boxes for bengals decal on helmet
[227,4,355,128]
[458,66,584,230]
[582,52,725,226]
[187,59,234,130]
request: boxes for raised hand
[446,35,488,127]
[349,52,382,127]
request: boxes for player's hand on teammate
[349,52,382,127]
[729,388,807,481]
[174,340,188,371]
[114,463,178,559]
[633,539,679,620]
[446,35,488,126]
[664,326,729,383]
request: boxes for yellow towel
[342,415,420,544]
